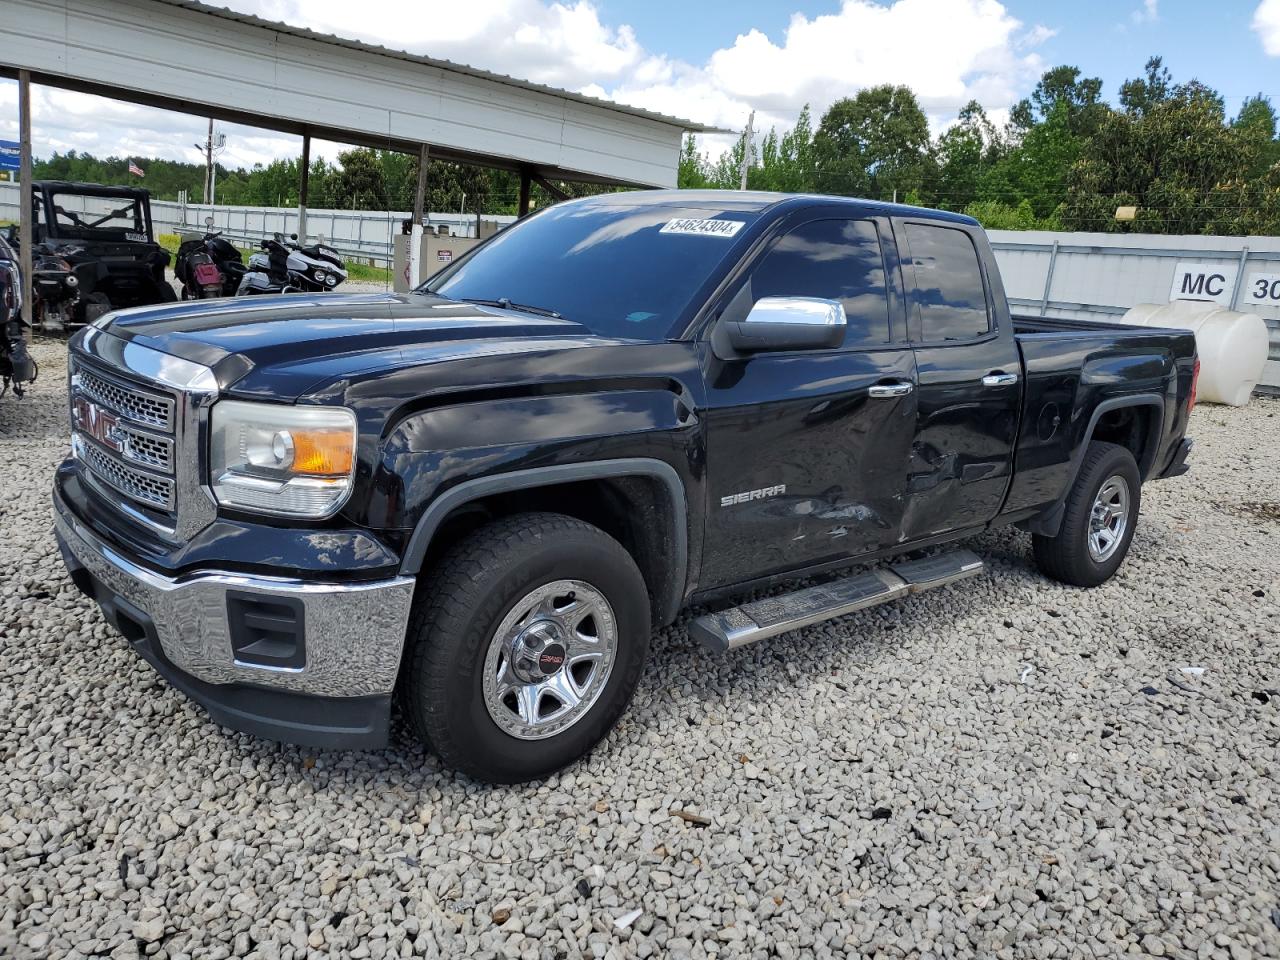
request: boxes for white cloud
[1,0,1053,169]
[1020,24,1058,48]
[1255,0,1280,55]
[1131,0,1158,24]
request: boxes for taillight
[1188,357,1200,414]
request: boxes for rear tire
[1033,441,1141,587]
[399,512,651,783]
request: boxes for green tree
[934,100,1005,210]
[1010,65,1105,139]
[814,85,930,200]
[750,106,816,193]
[706,133,752,190]
[1118,56,1172,117]
[330,148,389,209]
[1233,95,1280,182]
[963,198,1059,231]
[979,101,1082,219]
[1063,77,1247,233]
[1236,94,1278,141]
[677,135,712,189]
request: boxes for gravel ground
[2,339,1278,960]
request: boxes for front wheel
[1033,441,1141,587]
[399,512,651,783]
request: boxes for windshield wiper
[458,296,561,319]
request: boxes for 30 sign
[1244,272,1280,305]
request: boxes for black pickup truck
[53,191,1197,782]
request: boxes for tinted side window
[746,218,890,346]
[904,223,990,342]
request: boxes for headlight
[210,400,357,518]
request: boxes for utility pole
[297,133,311,241]
[203,118,213,204]
[194,120,226,207]
[738,110,754,191]
[408,143,429,287]
[17,70,32,333]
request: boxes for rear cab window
[727,218,891,348]
[902,222,991,343]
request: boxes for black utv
[9,181,175,334]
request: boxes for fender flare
[1025,393,1165,538]
[398,457,689,624]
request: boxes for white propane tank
[1118,301,1269,407]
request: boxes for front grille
[76,436,175,510]
[76,365,174,431]
[70,358,179,520]
[118,426,174,473]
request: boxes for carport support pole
[408,144,429,287]
[518,167,531,218]
[297,134,310,242]
[18,70,33,334]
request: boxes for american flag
[128,161,144,177]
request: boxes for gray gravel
[3,339,1279,960]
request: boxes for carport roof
[160,0,723,135]
[1,0,728,188]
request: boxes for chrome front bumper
[54,496,416,745]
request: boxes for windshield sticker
[660,218,745,238]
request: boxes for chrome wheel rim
[1088,475,1130,562]
[482,580,617,740]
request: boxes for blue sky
[2,0,1277,168]
[602,0,1276,118]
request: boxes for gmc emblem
[73,397,125,452]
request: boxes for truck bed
[1000,312,1198,523]
[1012,313,1189,338]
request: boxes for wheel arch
[1025,393,1164,537]
[398,458,689,626]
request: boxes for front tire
[1033,441,1141,587]
[399,512,651,783]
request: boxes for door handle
[982,372,1019,387]
[868,381,914,399]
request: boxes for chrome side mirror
[721,296,846,353]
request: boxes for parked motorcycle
[236,233,347,296]
[174,220,246,299]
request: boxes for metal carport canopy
[0,0,722,188]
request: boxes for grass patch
[346,260,390,283]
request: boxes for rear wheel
[399,512,651,783]
[1033,441,1141,587]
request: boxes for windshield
[48,192,150,242]
[424,197,759,339]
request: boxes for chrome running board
[689,549,984,653]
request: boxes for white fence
[988,229,1280,390]
[0,181,514,264]
[4,180,1277,387]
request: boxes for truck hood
[98,292,599,399]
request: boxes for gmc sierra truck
[53,191,1197,783]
